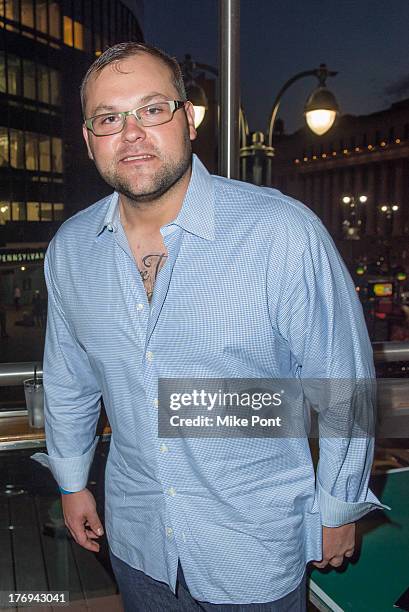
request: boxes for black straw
[34,365,37,386]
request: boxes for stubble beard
[100,134,193,207]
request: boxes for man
[32,42,386,611]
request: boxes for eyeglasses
[84,100,186,136]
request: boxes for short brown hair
[80,41,187,117]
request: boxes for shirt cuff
[317,478,391,527]
[30,437,99,492]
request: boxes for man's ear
[82,124,94,161]
[184,102,197,142]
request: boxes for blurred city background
[0,2,408,610]
[1,0,409,367]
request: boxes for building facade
[269,99,409,266]
[0,0,143,304]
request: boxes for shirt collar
[96,192,120,237]
[96,154,215,241]
[169,154,215,241]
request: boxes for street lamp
[186,82,208,128]
[239,64,339,185]
[264,64,339,185]
[180,54,219,129]
[379,203,399,236]
[341,194,368,240]
[304,85,339,135]
[179,55,339,186]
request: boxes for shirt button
[166,527,173,538]
[153,398,159,408]
[168,486,176,497]
[146,351,154,362]
[136,303,144,311]
[160,443,169,453]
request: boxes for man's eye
[101,114,121,124]
[144,105,164,116]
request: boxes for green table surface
[310,467,409,612]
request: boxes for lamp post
[181,54,218,129]
[379,203,399,236]
[181,55,339,186]
[267,64,338,185]
[240,64,339,185]
[180,53,248,177]
[341,194,368,240]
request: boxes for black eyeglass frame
[84,100,186,136]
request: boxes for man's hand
[312,523,355,568]
[61,488,104,552]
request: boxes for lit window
[37,64,50,104]
[53,203,64,220]
[36,0,48,34]
[39,135,51,171]
[27,201,40,221]
[10,129,24,168]
[63,16,73,46]
[74,20,84,50]
[12,202,26,221]
[25,132,39,170]
[49,2,61,38]
[7,54,22,96]
[21,0,34,28]
[0,127,8,166]
[52,137,63,172]
[23,59,36,100]
[0,202,11,224]
[63,15,84,50]
[40,202,53,221]
[5,0,19,21]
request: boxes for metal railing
[372,342,409,363]
[0,362,43,387]
[0,342,408,387]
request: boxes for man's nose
[121,114,146,141]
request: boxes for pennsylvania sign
[0,248,46,264]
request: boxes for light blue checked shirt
[32,155,386,604]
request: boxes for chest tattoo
[138,253,168,302]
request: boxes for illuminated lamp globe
[186,81,208,128]
[359,195,368,203]
[304,86,339,135]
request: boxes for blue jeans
[109,548,307,612]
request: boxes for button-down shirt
[32,155,386,604]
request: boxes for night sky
[142,0,409,134]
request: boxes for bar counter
[0,409,112,450]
